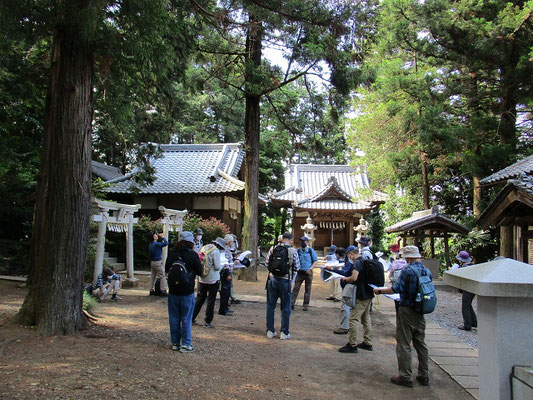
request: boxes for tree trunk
[241,16,262,281]
[473,175,482,218]
[420,152,430,209]
[15,10,94,335]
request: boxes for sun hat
[282,232,293,240]
[399,245,421,259]
[213,237,226,249]
[300,236,309,242]
[224,234,234,244]
[346,245,359,255]
[179,231,195,245]
[389,243,401,253]
[194,228,204,235]
[357,237,371,246]
[456,251,472,263]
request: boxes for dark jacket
[165,247,202,296]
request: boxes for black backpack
[268,245,290,277]
[167,257,194,292]
[363,255,385,287]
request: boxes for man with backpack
[291,236,318,311]
[265,232,300,340]
[373,245,433,388]
[165,231,203,353]
[149,232,169,297]
[338,246,375,353]
[192,237,224,328]
[357,236,373,260]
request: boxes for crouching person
[165,231,202,353]
[93,267,122,302]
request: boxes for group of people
[92,226,478,388]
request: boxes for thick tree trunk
[473,176,482,218]
[241,16,262,281]
[15,14,93,334]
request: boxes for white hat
[224,234,234,244]
[400,245,422,259]
[179,231,195,245]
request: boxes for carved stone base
[122,277,139,288]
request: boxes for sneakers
[219,310,234,316]
[457,325,472,331]
[390,376,413,387]
[280,332,291,340]
[357,342,373,351]
[160,291,168,297]
[416,376,429,386]
[266,330,277,339]
[332,298,341,303]
[302,305,308,311]
[333,328,349,335]
[326,296,336,300]
[171,344,180,351]
[231,299,242,305]
[149,290,156,296]
[338,343,358,353]
[204,322,214,329]
[110,295,121,302]
[179,345,195,353]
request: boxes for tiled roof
[92,160,124,181]
[479,154,533,186]
[270,164,387,211]
[385,206,469,234]
[512,174,533,196]
[105,143,245,194]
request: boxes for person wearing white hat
[373,245,432,388]
[218,234,240,316]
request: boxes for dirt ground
[0,269,471,399]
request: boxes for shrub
[180,212,230,244]
[83,292,98,314]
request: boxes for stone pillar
[444,259,533,400]
[161,221,169,268]
[93,210,108,283]
[123,215,139,287]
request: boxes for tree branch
[261,61,318,95]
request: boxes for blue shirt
[148,238,168,261]
[297,247,317,271]
[392,261,432,308]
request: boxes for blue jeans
[168,293,195,346]
[266,276,292,335]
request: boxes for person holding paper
[373,245,431,388]
[218,234,240,316]
[338,246,374,353]
[326,245,342,302]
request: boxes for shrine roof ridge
[479,154,533,187]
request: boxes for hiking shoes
[266,330,277,339]
[333,328,349,335]
[231,299,242,305]
[180,345,195,353]
[280,333,291,340]
[457,325,472,331]
[204,322,214,329]
[149,290,156,296]
[416,376,429,386]
[171,344,180,351]
[338,343,358,353]
[160,291,168,297]
[390,376,413,388]
[302,305,308,311]
[357,342,373,351]
[219,310,234,316]
[110,295,121,302]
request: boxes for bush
[180,212,230,244]
[83,292,98,314]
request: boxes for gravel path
[429,288,478,348]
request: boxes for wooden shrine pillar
[500,225,514,258]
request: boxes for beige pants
[329,278,342,300]
[93,280,120,301]
[150,260,168,292]
[348,298,372,346]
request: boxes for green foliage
[182,213,230,244]
[83,292,98,314]
[367,208,386,253]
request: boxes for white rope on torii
[158,206,187,267]
[91,198,141,286]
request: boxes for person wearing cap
[326,245,342,302]
[388,244,407,312]
[265,232,300,340]
[324,247,353,334]
[291,236,318,311]
[455,251,476,331]
[373,245,431,388]
[192,237,224,328]
[165,231,203,352]
[219,233,240,316]
[357,236,373,260]
[149,232,169,297]
[337,245,375,353]
[229,233,242,305]
[193,228,204,253]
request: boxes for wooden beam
[500,225,514,258]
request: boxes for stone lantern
[444,258,533,400]
[300,216,317,248]
[354,217,369,241]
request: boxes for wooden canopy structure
[386,206,469,268]
[478,174,533,263]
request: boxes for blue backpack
[409,265,437,314]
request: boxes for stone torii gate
[91,198,141,287]
[159,206,187,267]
